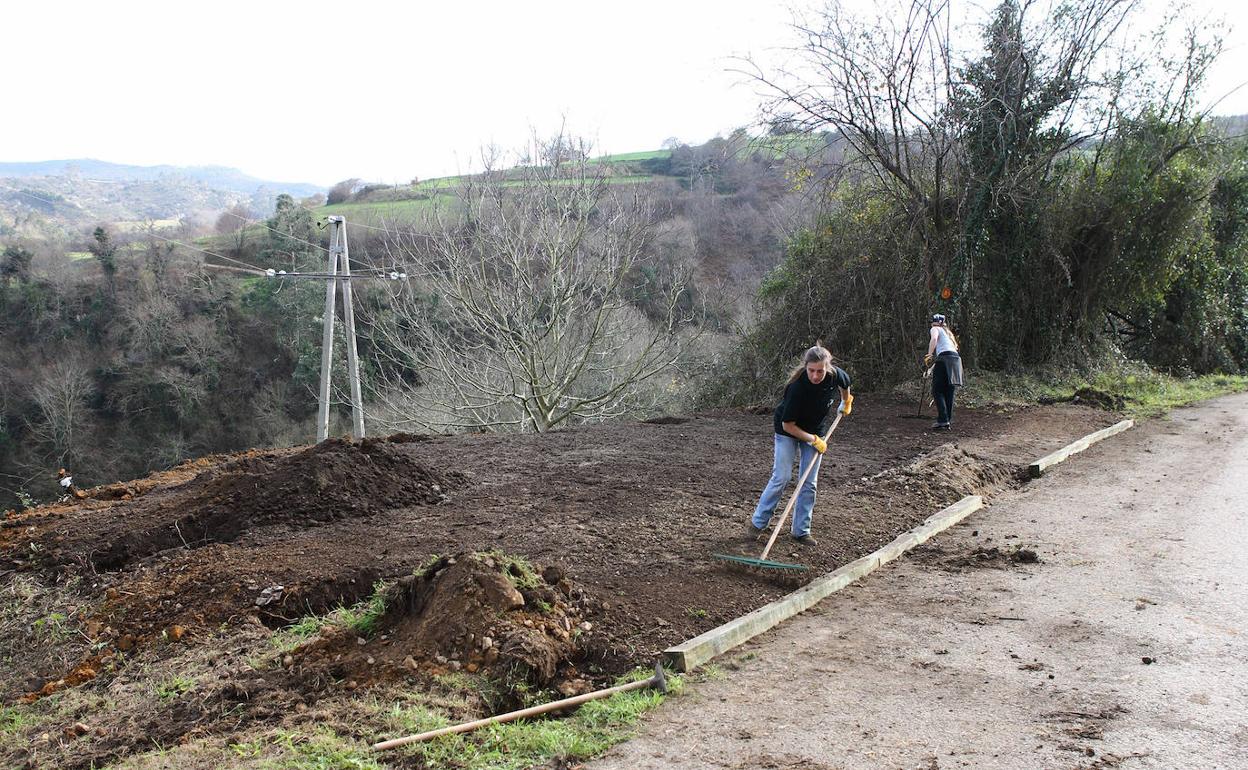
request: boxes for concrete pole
[316,220,342,442]
[338,218,366,438]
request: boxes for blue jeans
[752,434,822,537]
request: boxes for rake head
[711,552,809,572]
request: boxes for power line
[341,217,440,241]
[221,209,333,255]
[203,263,267,277]
[140,230,274,275]
[1,183,439,282]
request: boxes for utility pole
[316,216,366,441]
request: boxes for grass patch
[231,728,386,769]
[0,705,36,733]
[478,551,541,591]
[960,364,1248,417]
[271,580,392,654]
[154,674,196,701]
[381,666,680,770]
[1087,369,1248,417]
[589,149,672,163]
[320,196,454,219]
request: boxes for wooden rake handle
[759,411,844,562]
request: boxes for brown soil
[0,396,1115,767]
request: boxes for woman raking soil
[747,343,853,546]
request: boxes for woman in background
[924,314,963,431]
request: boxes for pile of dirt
[852,444,1020,506]
[1039,387,1127,411]
[289,553,601,697]
[911,542,1042,571]
[6,433,459,573]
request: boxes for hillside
[0,159,321,198]
[0,160,323,240]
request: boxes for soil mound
[855,444,1019,505]
[291,553,599,697]
[82,435,456,571]
[1039,387,1127,411]
[913,542,1043,571]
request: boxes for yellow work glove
[923,353,934,368]
[809,435,827,454]
[838,394,854,416]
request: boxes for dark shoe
[931,422,950,431]
[790,533,818,546]
[745,522,765,539]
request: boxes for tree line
[704,0,1248,405]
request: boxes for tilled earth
[0,397,1115,768]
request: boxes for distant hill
[0,159,322,198]
[0,160,324,240]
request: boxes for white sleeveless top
[932,326,958,355]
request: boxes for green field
[321,194,457,225]
[114,219,181,233]
[589,149,672,163]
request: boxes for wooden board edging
[1028,419,1134,478]
[663,495,984,672]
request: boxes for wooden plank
[664,495,984,672]
[1028,419,1134,478]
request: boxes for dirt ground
[0,396,1115,768]
[588,394,1248,770]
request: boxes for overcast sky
[6,0,1247,187]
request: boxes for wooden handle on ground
[759,412,843,561]
[372,664,666,751]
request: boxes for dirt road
[589,393,1248,769]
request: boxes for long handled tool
[713,412,844,573]
[918,364,934,416]
[372,661,668,751]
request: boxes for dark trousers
[932,354,959,425]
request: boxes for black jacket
[773,367,852,436]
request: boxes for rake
[713,412,844,575]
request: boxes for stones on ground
[476,570,525,610]
[254,585,284,606]
[63,722,90,738]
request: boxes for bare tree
[215,202,255,253]
[27,361,95,464]
[365,137,698,432]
